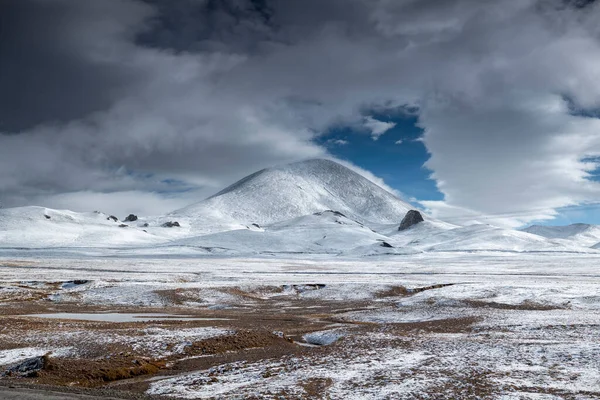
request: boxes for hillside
[170,159,414,229]
[0,207,162,248]
[522,224,600,247]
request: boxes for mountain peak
[209,159,341,199]
[175,158,413,225]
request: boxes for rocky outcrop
[398,210,424,231]
[314,210,347,218]
[107,215,118,222]
[124,214,138,222]
[2,355,48,377]
[162,221,181,228]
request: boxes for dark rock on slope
[399,210,424,231]
[124,214,138,222]
[2,355,48,377]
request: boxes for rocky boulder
[2,355,48,377]
[162,221,181,228]
[398,210,424,231]
[124,214,138,222]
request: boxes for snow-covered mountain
[1,159,598,255]
[522,223,600,247]
[169,159,414,229]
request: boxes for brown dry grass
[183,330,295,357]
[376,283,455,298]
[36,356,166,387]
[464,299,563,311]
[300,377,334,398]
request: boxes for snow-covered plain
[1,253,599,398]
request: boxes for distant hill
[522,223,600,247]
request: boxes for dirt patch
[376,283,455,298]
[7,355,165,388]
[224,287,273,301]
[388,316,481,334]
[435,370,498,399]
[0,261,38,268]
[376,285,410,298]
[464,299,563,311]
[153,289,191,305]
[224,285,327,301]
[300,377,334,398]
[183,330,295,357]
[0,283,60,303]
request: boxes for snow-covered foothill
[522,223,600,247]
[0,207,163,248]
[0,159,599,255]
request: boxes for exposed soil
[463,299,565,311]
[375,283,456,298]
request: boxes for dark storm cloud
[0,0,142,132]
[137,0,274,53]
[1,0,600,223]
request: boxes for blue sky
[546,205,600,226]
[315,112,442,203]
[317,114,600,227]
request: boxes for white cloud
[421,93,600,226]
[395,139,403,145]
[363,117,396,140]
[327,139,349,146]
[4,0,600,225]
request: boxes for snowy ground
[1,253,599,399]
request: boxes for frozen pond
[24,313,230,323]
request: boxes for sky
[1,0,600,227]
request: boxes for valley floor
[1,253,599,399]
